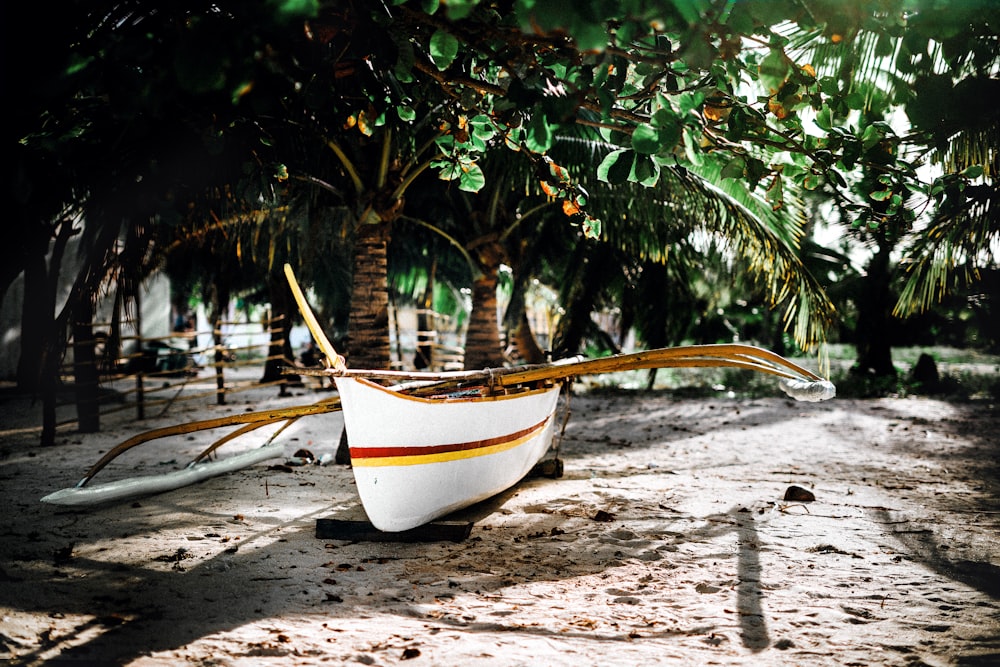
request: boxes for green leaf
[819,76,840,96]
[430,30,459,70]
[443,0,478,20]
[725,107,746,141]
[581,216,602,239]
[745,157,767,191]
[815,105,834,131]
[650,109,682,151]
[470,115,496,140]
[458,163,486,192]
[845,92,866,110]
[869,189,893,201]
[677,91,705,116]
[271,0,319,22]
[720,156,746,180]
[397,105,416,121]
[631,123,660,154]
[682,129,703,166]
[829,168,847,188]
[887,193,903,213]
[435,134,456,156]
[840,139,861,170]
[765,174,783,209]
[525,113,554,152]
[391,32,416,83]
[669,0,704,24]
[961,165,984,179]
[435,161,462,181]
[571,22,609,51]
[758,49,789,93]
[633,154,659,186]
[504,129,522,151]
[597,148,632,185]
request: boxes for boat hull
[335,378,561,532]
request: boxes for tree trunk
[20,220,76,445]
[552,246,611,357]
[464,239,506,370]
[464,271,505,370]
[336,220,392,465]
[261,273,295,393]
[512,311,546,365]
[413,260,436,370]
[853,236,897,377]
[17,253,50,394]
[346,221,391,370]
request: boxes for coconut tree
[504,134,835,356]
[769,1,1000,375]
[392,126,835,374]
[891,7,999,333]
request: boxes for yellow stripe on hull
[351,420,550,468]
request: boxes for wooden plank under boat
[336,377,562,532]
[40,264,836,533]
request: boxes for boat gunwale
[339,376,561,405]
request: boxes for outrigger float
[42,265,835,532]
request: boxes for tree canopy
[9,0,998,368]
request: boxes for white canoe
[335,377,562,532]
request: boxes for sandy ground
[1,371,998,666]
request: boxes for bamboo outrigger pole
[284,263,346,372]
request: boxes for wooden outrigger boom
[292,343,832,402]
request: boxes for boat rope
[486,367,498,395]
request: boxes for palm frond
[937,122,1000,179]
[783,24,911,114]
[895,183,999,316]
[545,137,835,350]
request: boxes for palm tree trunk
[512,311,546,365]
[335,220,393,465]
[552,245,612,357]
[346,221,391,370]
[17,254,50,394]
[464,267,505,370]
[20,220,76,444]
[414,260,436,370]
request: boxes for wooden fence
[407,308,465,372]
[47,308,471,435]
[61,316,291,424]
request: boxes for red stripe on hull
[349,419,548,459]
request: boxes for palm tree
[394,130,836,373]
[777,3,1000,374]
[507,135,835,360]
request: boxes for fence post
[136,368,145,420]
[214,320,226,405]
